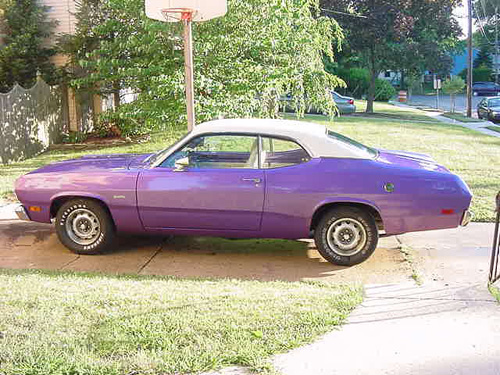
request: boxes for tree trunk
[366,46,378,114]
[113,81,120,111]
[366,70,377,113]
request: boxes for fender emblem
[384,183,395,193]
[113,195,126,199]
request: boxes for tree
[66,0,345,134]
[474,46,493,68]
[473,0,500,81]
[459,66,493,81]
[442,76,465,113]
[0,0,57,92]
[321,0,461,113]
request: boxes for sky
[453,0,478,38]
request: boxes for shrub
[336,67,370,98]
[458,66,493,82]
[374,79,396,101]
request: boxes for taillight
[348,99,354,105]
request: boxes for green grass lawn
[354,100,439,122]
[442,112,483,123]
[0,270,361,375]
[1,104,499,221]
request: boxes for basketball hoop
[161,8,198,22]
[145,0,227,131]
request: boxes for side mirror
[174,156,190,172]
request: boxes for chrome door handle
[242,178,262,183]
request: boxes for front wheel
[314,207,378,266]
[55,199,115,255]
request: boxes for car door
[137,134,265,231]
[259,136,314,238]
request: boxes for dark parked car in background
[477,97,500,122]
[472,82,500,96]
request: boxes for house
[43,0,102,133]
[451,48,479,76]
[378,70,402,86]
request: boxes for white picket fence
[0,78,67,164]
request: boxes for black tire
[55,199,115,255]
[314,207,378,266]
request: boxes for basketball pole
[182,11,195,132]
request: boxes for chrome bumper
[15,205,30,221]
[460,209,473,227]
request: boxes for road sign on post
[145,0,228,132]
[433,76,441,110]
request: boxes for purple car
[14,119,473,266]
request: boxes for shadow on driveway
[0,219,411,284]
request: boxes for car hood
[28,153,153,174]
[376,149,450,173]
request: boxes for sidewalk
[274,282,499,375]
[390,101,500,138]
[274,223,499,375]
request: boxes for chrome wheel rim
[65,208,101,246]
[326,218,367,257]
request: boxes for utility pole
[495,6,498,85]
[182,12,195,132]
[466,0,473,117]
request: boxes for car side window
[261,137,310,169]
[160,134,259,169]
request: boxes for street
[409,93,484,115]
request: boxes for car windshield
[327,130,378,158]
[489,98,500,107]
[146,132,190,165]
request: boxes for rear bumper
[15,205,30,221]
[460,209,473,227]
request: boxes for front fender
[50,191,112,208]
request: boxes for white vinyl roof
[191,119,372,159]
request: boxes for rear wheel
[314,207,378,266]
[55,199,115,255]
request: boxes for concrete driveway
[0,211,411,284]
[0,203,495,285]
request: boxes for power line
[320,8,368,19]
[473,1,493,43]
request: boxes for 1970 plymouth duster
[15,119,473,266]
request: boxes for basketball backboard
[145,0,227,22]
